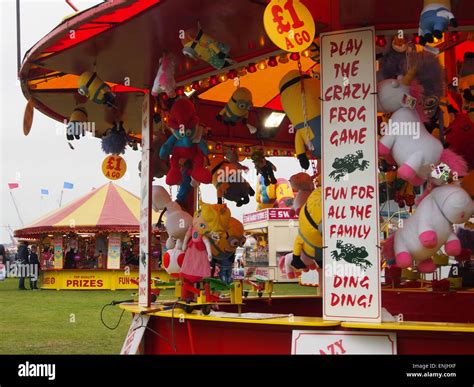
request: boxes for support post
[139,93,153,307]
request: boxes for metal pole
[59,189,64,208]
[16,0,21,74]
[9,191,24,226]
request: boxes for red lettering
[350,185,375,200]
[329,106,366,124]
[325,187,348,200]
[328,205,346,219]
[329,128,367,146]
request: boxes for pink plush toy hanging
[151,53,176,98]
[383,184,474,273]
[378,59,466,185]
[289,172,314,216]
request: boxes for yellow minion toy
[217,87,253,126]
[210,217,245,260]
[181,27,232,70]
[279,70,321,170]
[291,187,323,270]
[78,71,115,107]
[67,106,88,141]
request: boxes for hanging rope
[297,58,313,153]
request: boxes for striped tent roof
[14,183,161,238]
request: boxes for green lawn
[0,277,315,354]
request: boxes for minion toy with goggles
[209,217,245,285]
[159,98,212,186]
[279,70,321,170]
[217,87,253,126]
[78,71,115,107]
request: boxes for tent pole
[9,190,24,226]
[16,0,21,74]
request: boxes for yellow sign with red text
[263,0,315,52]
[102,155,127,180]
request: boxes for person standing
[17,242,29,290]
[29,245,40,290]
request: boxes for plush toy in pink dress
[180,225,212,283]
[179,202,231,289]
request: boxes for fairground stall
[243,207,300,282]
[18,0,474,354]
[14,182,167,290]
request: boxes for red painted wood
[143,292,474,354]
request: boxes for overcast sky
[0,0,301,244]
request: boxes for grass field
[0,277,315,354]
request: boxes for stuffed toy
[101,121,128,154]
[180,201,231,285]
[378,36,412,81]
[377,63,466,185]
[459,52,474,123]
[216,87,256,134]
[209,217,245,284]
[279,70,321,169]
[138,133,170,179]
[208,155,255,207]
[274,178,294,208]
[159,98,211,186]
[152,185,193,250]
[256,175,276,210]
[181,27,232,70]
[77,71,115,107]
[67,107,88,141]
[444,113,474,170]
[291,187,323,271]
[151,53,176,98]
[418,0,457,45]
[280,251,317,279]
[224,148,249,172]
[250,150,277,186]
[289,172,314,216]
[162,247,185,277]
[255,177,293,210]
[383,184,474,273]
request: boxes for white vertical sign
[320,27,381,322]
[139,95,152,307]
[121,314,150,355]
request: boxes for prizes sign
[102,155,127,180]
[264,0,315,52]
[320,27,381,322]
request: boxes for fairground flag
[8,183,19,190]
[41,189,49,195]
[63,182,74,189]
